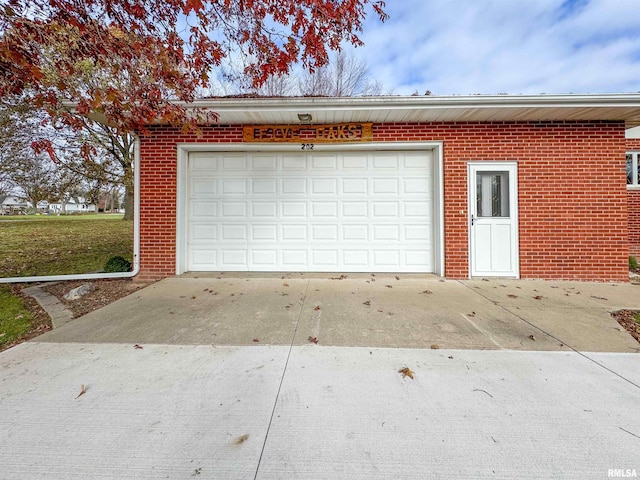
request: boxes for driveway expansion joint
[253,279,310,480]
[458,280,640,391]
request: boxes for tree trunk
[123,183,133,220]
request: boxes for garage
[183,148,438,272]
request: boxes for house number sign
[243,123,373,144]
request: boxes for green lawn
[0,214,133,277]
[0,285,34,349]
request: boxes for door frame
[176,142,445,276]
[467,161,519,278]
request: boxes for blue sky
[351,0,640,95]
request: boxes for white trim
[467,161,520,279]
[176,141,445,276]
[0,136,141,284]
[627,151,640,187]
[81,93,640,129]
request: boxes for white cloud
[356,0,640,95]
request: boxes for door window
[476,172,510,218]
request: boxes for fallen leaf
[386,285,393,288]
[528,335,536,341]
[363,300,371,306]
[283,282,289,287]
[421,290,433,295]
[468,312,476,317]
[191,296,196,300]
[377,309,384,313]
[482,278,489,282]
[591,296,608,301]
[134,344,143,349]
[430,344,440,349]
[398,367,414,379]
[252,338,260,343]
[448,355,454,359]
[533,295,543,300]
[232,434,250,445]
[507,294,518,298]
[331,274,348,280]
[75,384,87,399]
[314,305,321,311]
[395,275,400,280]
[308,336,318,344]
[193,468,202,476]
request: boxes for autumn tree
[1,0,388,135]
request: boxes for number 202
[301,143,314,150]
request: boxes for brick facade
[627,138,640,259]
[137,121,628,282]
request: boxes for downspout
[0,135,141,283]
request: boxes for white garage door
[186,150,434,272]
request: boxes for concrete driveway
[39,274,640,353]
[2,275,640,479]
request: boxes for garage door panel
[221,202,246,218]
[342,202,368,217]
[190,201,217,219]
[222,156,247,171]
[191,178,217,196]
[221,225,247,241]
[281,224,308,241]
[311,155,338,170]
[251,202,277,218]
[342,155,367,169]
[250,155,277,171]
[251,179,277,194]
[187,151,434,272]
[281,202,307,218]
[341,178,368,194]
[311,202,338,218]
[282,250,308,267]
[251,225,277,241]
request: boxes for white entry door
[468,162,519,277]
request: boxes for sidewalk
[1,341,638,479]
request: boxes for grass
[634,313,640,325]
[0,214,133,277]
[0,285,33,348]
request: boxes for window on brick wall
[627,152,640,187]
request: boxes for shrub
[104,255,132,273]
[630,256,638,270]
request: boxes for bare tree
[298,51,383,97]
[10,155,57,213]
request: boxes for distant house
[48,196,96,214]
[0,195,29,215]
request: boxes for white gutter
[0,136,141,284]
[182,92,640,112]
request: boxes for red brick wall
[627,139,640,259]
[137,121,628,281]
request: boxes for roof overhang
[182,94,640,129]
[81,93,640,129]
